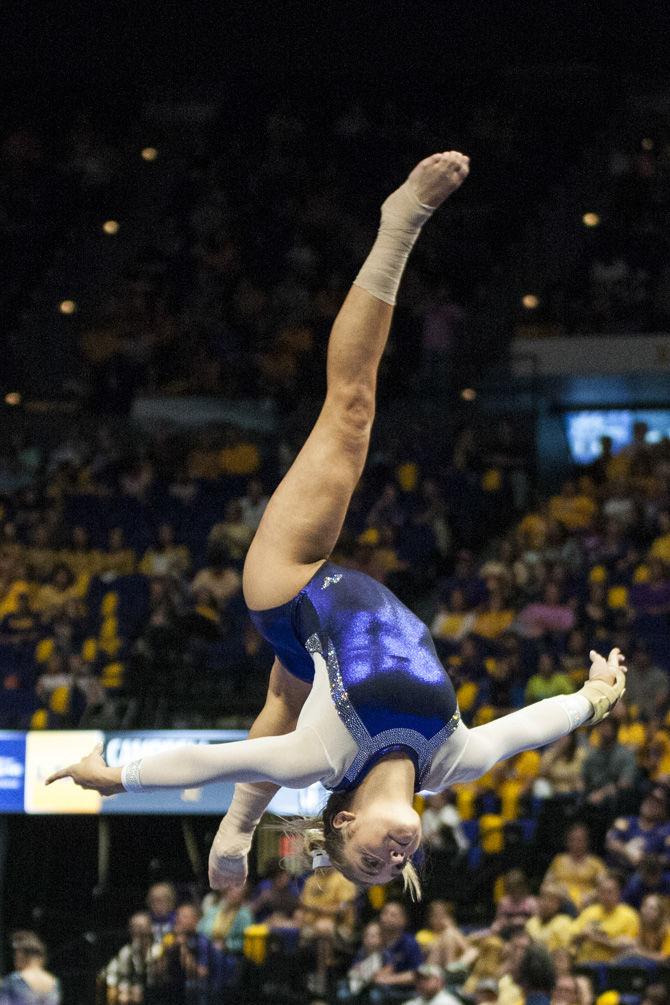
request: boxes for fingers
[45,765,75,786]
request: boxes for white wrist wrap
[121,760,145,793]
[581,670,627,724]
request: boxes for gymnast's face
[332,803,422,885]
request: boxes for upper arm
[265,658,312,722]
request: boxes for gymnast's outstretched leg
[243,151,470,612]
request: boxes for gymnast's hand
[208,825,250,891]
[45,743,125,796]
[581,647,628,724]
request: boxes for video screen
[564,409,670,464]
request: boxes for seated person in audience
[526,884,573,952]
[208,500,255,563]
[605,783,670,874]
[139,523,191,578]
[617,892,670,964]
[207,883,254,953]
[154,902,217,999]
[430,588,476,643]
[560,627,589,683]
[103,911,160,1003]
[369,901,423,1002]
[35,652,72,703]
[515,943,556,1005]
[100,527,136,576]
[629,557,670,617]
[190,542,241,612]
[61,525,101,578]
[424,902,478,975]
[249,858,301,923]
[420,792,469,864]
[570,873,640,964]
[622,853,670,909]
[404,962,463,1005]
[0,590,39,645]
[550,951,592,1005]
[517,584,576,640]
[339,921,384,1001]
[35,564,83,621]
[581,717,637,818]
[146,882,177,943]
[623,641,670,719]
[537,732,587,798]
[544,823,607,910]
[461,938,505,999]
[0,930,61,1004]
[239,477,269,531]
[489,870,538,939]
[300,865,358,996]
[472,587,516,641]
[525,652,575,704]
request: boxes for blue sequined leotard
[249,561,459,792]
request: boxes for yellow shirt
[473,608,516,639]
[650,533,670,563]
[571,903,639,963]
[544,853,607,909]
[549,494,597,531]
[526,913,573,951]
[300,869,357,932]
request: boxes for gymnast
[47,151,627,898]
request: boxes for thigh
[243,395,370,610]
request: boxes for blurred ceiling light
[521,293,540,310]
[4,392,21,406]
[102,220,120,235]
[59,299,77,315]
[582,212,601,228]
[461,388,477,401]
[641,137,654,151]
[141,147,158,161]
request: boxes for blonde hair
[273,790,422,901]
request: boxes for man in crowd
[570,873,640,963]
[368,901,423,1003]
[404,963,462,1005]
[103,912,160,1003]
[526,884,573,952]
[606,783,670,875]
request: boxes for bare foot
[407,150,470,208]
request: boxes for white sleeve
[425,693,593,790]
[121,726,333,792]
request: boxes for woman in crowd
[0,932,61,1005]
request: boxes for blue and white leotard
[249,561,460,792]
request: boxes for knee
[329,384,376,434]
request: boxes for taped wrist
[581,670,627,724]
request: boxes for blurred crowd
[3,86,670,409]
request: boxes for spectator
[537,733,587,798]
[250,858,301,923]
[155,903,217,1003]
[605,783,670,874]
[515,943,556,1005]
[0,591,39,645]
[35,652,71,705]
[369,900,423,1003]
[526,884,574,952]
[517,585,576,641]
[0,931,61,1004]
[618,892,670,963]
[525,652,575,704]
[138,523,191,578]
[548,481,597,533]
[300,866,358,998]
[190,542,241,613]
[544,823,607,910]
[338,921,384,1001]
[430,588,476,643]
[102,911,160,1003]
[239,478,268,531]
[622,853,670,909]
[208,500,255,562]
[490,870,538,938]
[581,717,637,827]
[403,963,463,1005]
[424,902,478,975]
[100,527,136,576]
[630,557,670,617]
[206,883,254,953]
[550,949,592,1005]
[641,986,670,1005]
[146,882,177,943]
[623,641,670,719]
[570,873,640,963]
